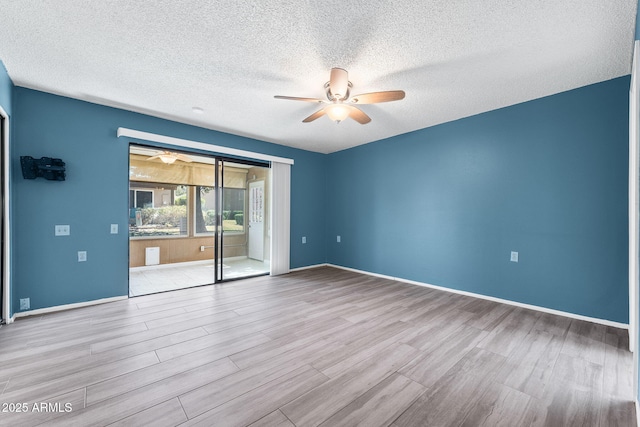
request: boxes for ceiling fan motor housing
[325,81,352,102]
[327,68,351,101]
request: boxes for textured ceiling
[0,1,636,153]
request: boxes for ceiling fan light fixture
[326,103,350,123]
[146,150,192,164]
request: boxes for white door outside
[248,181,264,261]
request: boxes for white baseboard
[327,264,629,330]
[12,296,128,319]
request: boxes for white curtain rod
[117,127,294,165]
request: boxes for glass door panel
[128,144,217,296]
[220,160,270,280]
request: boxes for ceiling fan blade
[302,108,327,123]
[350,90,405,104]
[274,95,325,103]
[347,106,371,124]
[174,153,193,163]
[329,68,349,100]
[146,154,162,161]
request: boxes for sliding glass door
[128,145,270,296]
[217,160,270,281]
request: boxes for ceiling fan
[274,68,405,124]
[146,151,193,164]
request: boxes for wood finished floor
[0,266,634,426]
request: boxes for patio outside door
[248,181,264,261]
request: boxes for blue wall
[11,88,327,312]
[327,76,630,323]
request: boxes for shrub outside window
[129,184,188,238]
[194,186,245,235]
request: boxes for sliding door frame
[216,156,270,282]
[214,158,221,283]
[118,128,293,280]
[630,40,639,400]
[0,106,10,323]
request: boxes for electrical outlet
[510,251,519,262]
[78,251,87,262]
[337,235,341,243]
[110,224,118,234]
[55,225,70,236]
[20,298,30,310]
[302,236,306,244]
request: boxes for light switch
[302,236,306,244]
[510,251,519,262]
[78,251,87,262]
[337,235,341,243]
[110,224,118,234]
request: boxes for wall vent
[145,247,160,266]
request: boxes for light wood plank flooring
[0,266,634,426]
